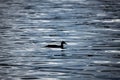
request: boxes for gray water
[0,0,120,80]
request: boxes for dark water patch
[0,63,14,67]
[24,5,34,9]
[112,54,120,58]
[21,77,39,80]
[99,0,120,11]
[0,26,11,29]
[95,75,120,80]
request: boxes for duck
[45,41,67,49]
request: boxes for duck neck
[61,43,64,49]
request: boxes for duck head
[61,41,66,45]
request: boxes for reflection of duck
[45,41,67,49]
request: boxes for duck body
[45,41,66,49]
[45,45,62,48]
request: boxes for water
[0,0,120,80]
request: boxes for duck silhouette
[45,41,67,49]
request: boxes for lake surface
[0,0,120,80]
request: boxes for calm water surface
[0,0,120,80]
